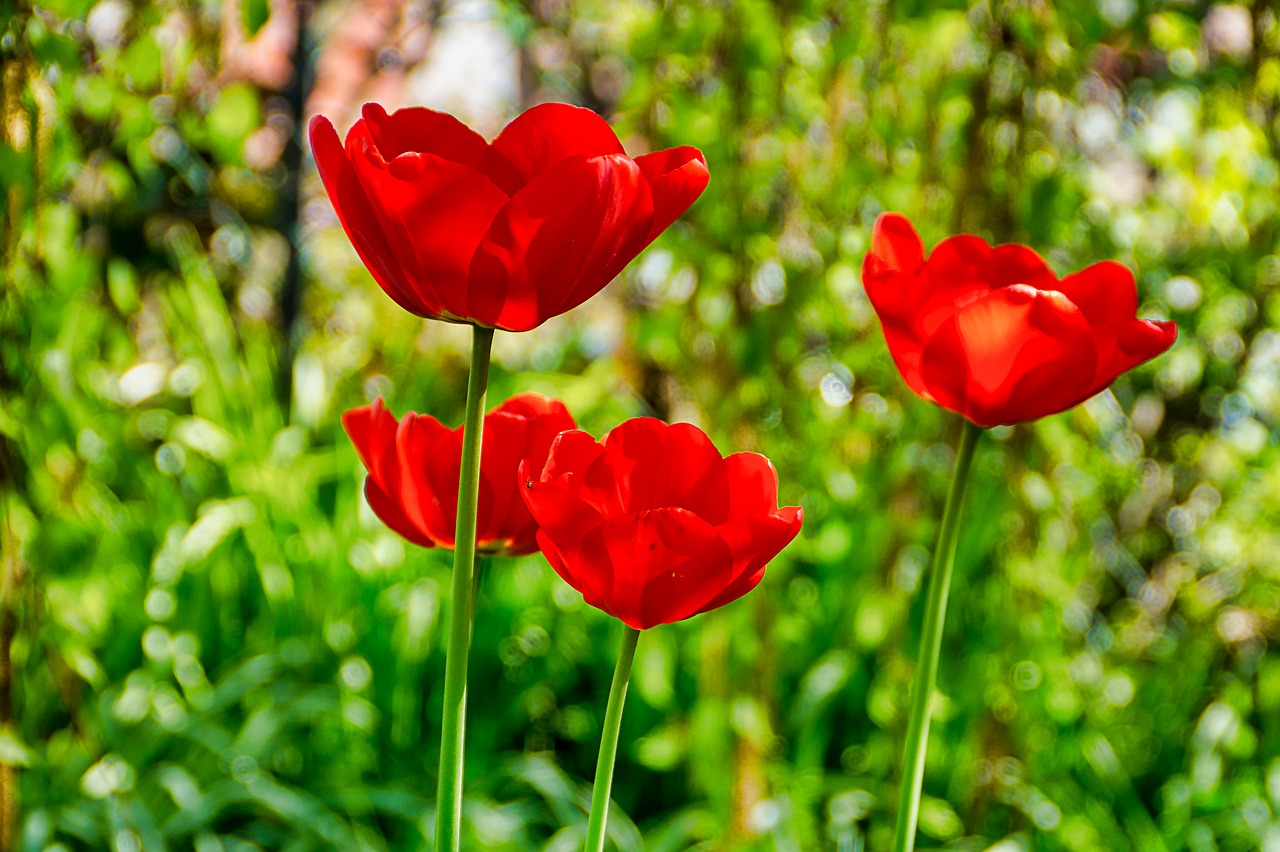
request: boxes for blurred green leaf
[242,0,271,38]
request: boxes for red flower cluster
[311,103,709,332]
[862,213,1177,427]
[343,394,575,556]
[520,419,803,629]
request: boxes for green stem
[584,625,641,852]
[892,418,982,852]
[434,325,495,852]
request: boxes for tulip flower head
[520,418,803,630]
[862,213,1178,427]
[311,102,709,332]
[343,393,575,556]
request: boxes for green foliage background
[2,0,1279,849]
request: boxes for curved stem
[584,625,641,852]
[434,325,495,852]
[892,418,982,852]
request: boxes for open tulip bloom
[314,102,707,852]
[310,102,709,332]
[520,418,802,850]
[862,213,1177,852]
[862,212,1177,428]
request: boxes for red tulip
[862,213,1178,427]
[310,102,709,332]
[343,393,575,555]
[519,418,803,630]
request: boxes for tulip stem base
[892,418,982,852]
[434,325,495,852]
[585,625,640,852]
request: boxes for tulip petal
[358,102,528,201]
[475,410,532,551]
[480,399,574,555]
[341,399,399,487]
[349,130,509,322]
[468,153,652,331]
[1118,318,1178,357]
[862,215,931,333]
[537,429,607,484]
[493,392,569,421]
[310,116,427,316]
[723,453,781,520]
[521,427,615,544]
[521,398,577,449]
[865,221,997,403]
[870,212,925,274]
[534,529,587,596]
[578,508,733,630]
[364,479,435,549]
[489,103,626,188]
[397,412,462,547]
[1054,261,1178,393]
[1001,352,1109,424]
[343,401,438,548]
[920,284,1098,426]
[634,146,709,242]
[521,471,611,546]
[1054,260,1138,327]
[923,235,994,306]
[705,505,803,614]
[987,243,1058,291]
[525,429,624,526]
[359,102,491,168]
[512,399,578,483]
[651,423,729,523]
[1082,318,1178,395]
[601,418,730,519]
[862,266,934,401]
[597,418,665,510]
